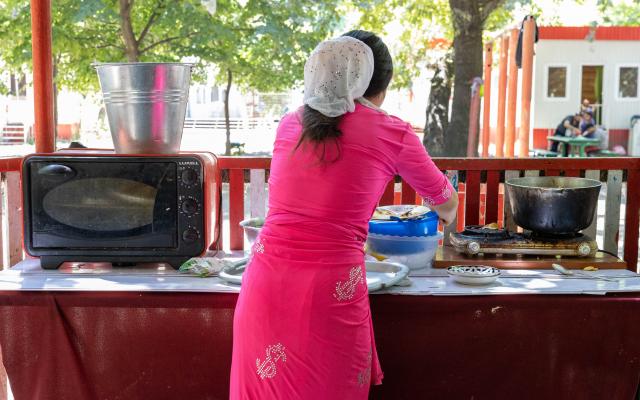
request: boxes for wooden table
[547,136,601,157]
[433,246,626,269]
[2,289,640,400]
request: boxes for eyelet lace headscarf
[303,36,374,118]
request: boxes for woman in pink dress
[230,30,458,399]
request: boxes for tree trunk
[423,52,453,156]
[445,0,504,156]
[224,69,232,156]
[118,0,139,61]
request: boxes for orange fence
[218,156,640,271]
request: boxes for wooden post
[624,168,640,272]
[505,28,519,158]
[519,16,536,158]
[481,43,493,157]
[3,172,23,267]
[229,169,245,251]
[496,35,509,158]
[30,0,55,153]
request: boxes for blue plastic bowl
[368,211,438,237]
[366,232,443,260]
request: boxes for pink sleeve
[395,130,454,206]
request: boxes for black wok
[505,176,601,235]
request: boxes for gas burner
[450,227,597,258]
[460,225,510,239]
[528,231,582,241]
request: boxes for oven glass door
[30,161,177,249]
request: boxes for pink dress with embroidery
[230,103,453,399]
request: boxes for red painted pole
[519,16,536,158]
[495,35,509,158]
[481,43,493,157]
[505,28,519,158]
[30,0,55,153]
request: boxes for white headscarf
[303,36,374,118]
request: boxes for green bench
[531,149,559,157]
[587,149,622,157]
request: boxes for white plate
[372,205,432,220]
[447,265,501,286]
[219,260,410,292]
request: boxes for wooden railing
[218,156,640,271]
[0,157,23,271]
[1,156,639,271]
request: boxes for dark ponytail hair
[297,30,393,153]
[342,30,393,98]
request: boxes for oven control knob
[182,228,200,243]
[181,168,199,185]
[578,243,592,257]
[181,198,198,215]
[467,241,481,255]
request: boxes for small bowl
[447,265,501,286]
[239,218,264,247]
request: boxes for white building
[531,26,640,151]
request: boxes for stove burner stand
[450,226,598,257]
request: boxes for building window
[9,73,27,98]
[547,66,567,98]
[210,86,219,102]
[196,86,206,104]
[618,66,639,99]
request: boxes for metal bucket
[94,62,192,154]
[505,176,602,235]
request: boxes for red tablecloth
[1,291,639,400]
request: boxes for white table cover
[2,258,640,296]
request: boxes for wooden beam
[505,28,519,158]
[481,42,493,157]
[464,170,481,225]
[0,157,22,172]
[503,170,520,232]
[30,0,55,153]
[485,170,500,224]
[603,170,622,255]
[1,172,23,269]
[217,157,271,170]
[519,16,536,158]
[401,180,416,204]
[624,168,640,271]
[583,170,600,240]
[496,35,509,158]
[249,170,267,219]
[379,180,395,206]
[229,169,245,251]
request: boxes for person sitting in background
[578,111,597,138]
[551,113,581,155]
[581,99,594,114]
[577,111,609,155]
[585,127,610,156]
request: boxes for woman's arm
[394,129,459,225]
[430,194,458,226]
